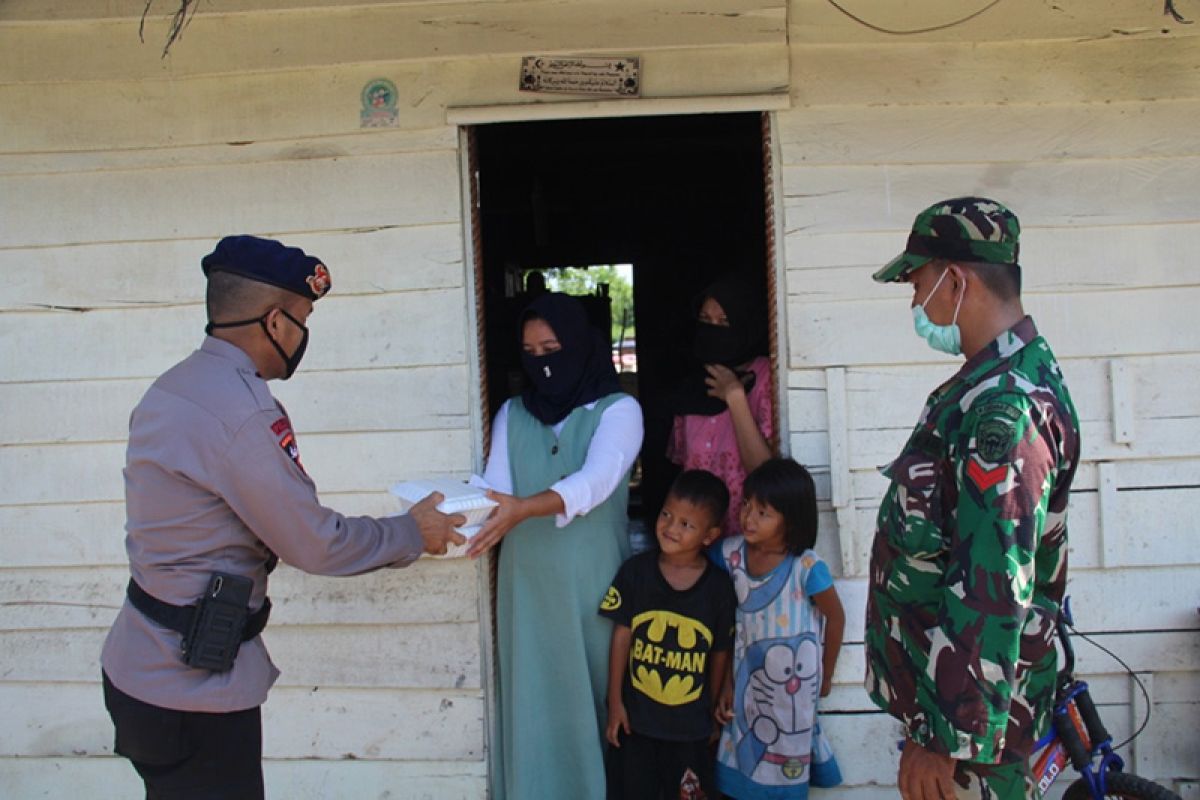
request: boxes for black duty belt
[126,579,271,642]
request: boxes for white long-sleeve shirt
[481,395,643,527]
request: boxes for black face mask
[521,347,581,400]
[206,308,309,380]
[692,322,746,367]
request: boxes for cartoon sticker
[360,78,399,129]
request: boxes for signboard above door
[520,56,641,97]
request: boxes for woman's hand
[704,363,747,404]
[466,489,566,558]
[707,362,773,472]
[466,490,526,558]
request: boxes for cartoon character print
[628,610,714,707]
[678,767,705,800]
[727,546,792,612]
[734,633,821,784]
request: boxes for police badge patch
[271,416,306,474]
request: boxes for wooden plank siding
[1,0,1197,796]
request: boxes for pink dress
[667,355,774,535]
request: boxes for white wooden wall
[0,0,1196,797]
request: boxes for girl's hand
[820,673,833,698]
[466,491,526,558]
[606,702,631,748]
[714,682,735,726]
[704,364,747,403]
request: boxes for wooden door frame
[457,107,790,795]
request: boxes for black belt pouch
[183,573,254,672]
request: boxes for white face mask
[911,267,965,356]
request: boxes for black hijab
[519,292,622,426]
[671,275,767,416]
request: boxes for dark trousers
[102,672,264,800]
[615,730,715,800]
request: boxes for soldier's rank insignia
[967,457,1007,491]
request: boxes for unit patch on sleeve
[271,415,306,474]
[969,398,1024,464]
[976,416,1018,463]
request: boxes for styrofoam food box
[389,477,498,539]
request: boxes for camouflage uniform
[865,199,1082,799]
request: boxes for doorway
[469,111,777,531]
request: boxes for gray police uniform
[101,335,424,712]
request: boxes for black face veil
[672,275,767,416]
[518,292,622,426]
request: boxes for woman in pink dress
[667,276,774,535]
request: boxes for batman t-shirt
[599,551,736,741]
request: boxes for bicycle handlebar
[1057,596,1077,677]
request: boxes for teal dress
[496,393,632,799]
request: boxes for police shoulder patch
[271,415,306,474]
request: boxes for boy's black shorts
[615,729,714,800]
[102,671,264,800]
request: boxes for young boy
[600,469,737,800]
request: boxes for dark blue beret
[201,235,331,301]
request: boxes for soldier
[863,198,1081,800]
[100,235,466,799]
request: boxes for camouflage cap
[873,197,1021,283]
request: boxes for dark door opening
[473,112,773,533]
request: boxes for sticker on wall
[360,78,399,128]
[520,56,640,97]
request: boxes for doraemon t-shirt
[714,538,842,799]
[599,551,736,741]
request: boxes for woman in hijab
[468,292,643,800]
[667,275,773,535]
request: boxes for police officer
[100,235,467,798]
[862,199,1081,800]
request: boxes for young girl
[667,276,773,535]
[713,458,845,799]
